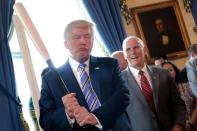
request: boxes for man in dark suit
[122,36,186,131]
[39,20,130,131]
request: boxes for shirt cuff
[91,113,103,129]
[65,110,75,125]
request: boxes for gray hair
[110,50,124,57]
[63,20,94,40]
[122,36,144,50]
[188,43,197,57]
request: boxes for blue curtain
[0,0,24,130]
[82,0,127,54]
[192,1,197,26]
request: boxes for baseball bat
[14,3,95,129]
[13,2,69,93]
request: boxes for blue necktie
[78,63,101,111]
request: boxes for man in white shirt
[121,36,186,131]
[39,20,130,131]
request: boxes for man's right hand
[74,106,98,127]
[62,93,80,119]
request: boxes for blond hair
[63,20,94,40]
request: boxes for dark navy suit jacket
[39,56,131,131]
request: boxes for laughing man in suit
[39,20,130,131]
[122,36,186,131]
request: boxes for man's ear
[64,41,69,49]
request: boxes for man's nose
[129,48,136,53]
[79,37,88,44]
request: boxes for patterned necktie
[78,63,101,111]
[139,70,155,112]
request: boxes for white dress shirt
[65,57,102,129]
[128,65,153,89]
[69,57,90,88]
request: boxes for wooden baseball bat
[14,2,69,93]
[14,3,97,129]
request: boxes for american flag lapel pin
[153,76,157,79]
[95,67,100,70]
[153,74,157,80]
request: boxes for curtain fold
[192,1,197,26]
[0,0,24,130]
[83,0,127,54]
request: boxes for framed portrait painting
[131,1,190,60]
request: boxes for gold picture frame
[131,1,190,60]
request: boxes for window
[10,0,107,130]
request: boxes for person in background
[184,43,197,131]
[185,43,197,97]
[179,67,188,83]
[111,51,128,71]
[39,20,130,131]
[154,55,168,67]
[122,35,186,131]
[161,61,196,131]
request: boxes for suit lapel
[89,56,101,101]
[58,61,88,108]
[125,67,148,105]
[147,66,160,110]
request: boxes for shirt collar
[69,57,90,72]
[128,64,148,77]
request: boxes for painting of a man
[135,5,187,58]
[152,17,185,57]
